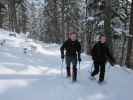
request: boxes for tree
[104,0,112,45]
[126,0,133,68]
[43,0,60,43]
[8,0,19,33]
[17,0,28,33]
[43,0,81,43]
[0,3,6,28]
[28,2,38,39]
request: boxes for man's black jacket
[60,39,81,59]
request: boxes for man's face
[100,36,107,44]
[70,34,77,41]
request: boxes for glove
[78,57,82,62]
[110,62,114,66]
[61,54,64,59]
[110,60,116,66]
[109,58,116,67]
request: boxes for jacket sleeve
[106,46,115,64]
[77,41,81,59]
[60,41,67,57]
[91,44,97,57]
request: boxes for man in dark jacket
[91,34,115,83]
[60,32,81,82]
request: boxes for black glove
[110,62,114,66]
[110,60,116,66]
[109,57,116,67]
[78,57,82,62]
[61,54,64,59]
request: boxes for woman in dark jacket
[91,34,115,83]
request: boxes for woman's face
[70,34,77,41]
[100,36,107,44]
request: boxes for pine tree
[44,0,81,43]
[0,3,5,28]
[28,2,38,39]
[8,0,19,33]
[17,0,28,33]
[126,0,133,68]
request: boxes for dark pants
[65,56,77,67]
[91,62,106,82]
[65,56,77,81]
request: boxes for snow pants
[91,62,106,82]
[65,56,77,81]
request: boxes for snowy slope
[0,29,133,100]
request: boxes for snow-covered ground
[0,29,133,100]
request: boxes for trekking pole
[78,61,80,71]
[78,61,81,76]
[106,63,111,81]
[61,59,64,76]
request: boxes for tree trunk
[0,3,5,28]
[126,0,133,68]
[84,0,88,54]
[8,0,19,33]
[61,0,65,40]
[0,6,3,28]
[104,0,112,46]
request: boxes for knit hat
[69,32,77,36]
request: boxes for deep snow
[0,29,133,100]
